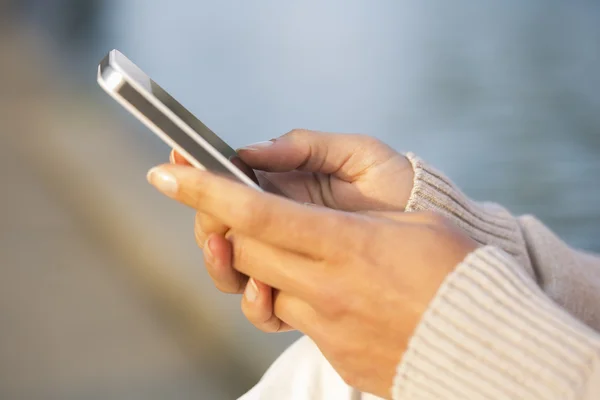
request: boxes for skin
[149,130,478,398]
[173,130,415,331]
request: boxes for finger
[272,290,319,335]
[147,164,366,257]
[195,211,229,241]
[229,156,260,186]
[226,232,320,298]
[241,279,293,333]
[194,211,229,249]
[170,149,193,166]
[236,130,397,180]
[204,233,247,294]
[254,170,313,201]
[172,149,260,186]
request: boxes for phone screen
[103,52,258,184]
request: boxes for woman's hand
[147,165,477,398]
[174,129,414,211]
[172,130,414,330]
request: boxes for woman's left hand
[147,164,478,399]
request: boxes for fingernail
[245,278,259,302]
[204,237,214,262]
[237,140,274,151]
[147,167,178,196]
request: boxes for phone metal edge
[97,51,263,192]
[96,62,208,172]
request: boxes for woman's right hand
[171,130,416,331]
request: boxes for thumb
[237,130,397,180]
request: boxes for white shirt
[239,336,384,400]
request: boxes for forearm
[519,215,600,330]
[405,153,600,330]
[393,246,600,400]
[405,153,533,272]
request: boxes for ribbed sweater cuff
[393,246,600,400]
[404,153,528,265]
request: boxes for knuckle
[354,133,381,147]
[205,257,245,294]
[314,279,348,320]
[242,302,278,333]
[331,214,372,258]
[352,134,397,164]
[243,201,274,234]
[196,211,227,235]
[325,211,353,235]
[351,134,388,157]
[283,128,308,141]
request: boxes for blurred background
[1,0,599,398]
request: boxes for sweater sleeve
[393,246,600,400]
[405,153,600,331]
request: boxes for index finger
[147,164,365,258]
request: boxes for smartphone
[97,49,262,191]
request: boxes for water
[28,0,600,250]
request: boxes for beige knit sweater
[241,154,600,400]
[393,154,600,399]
